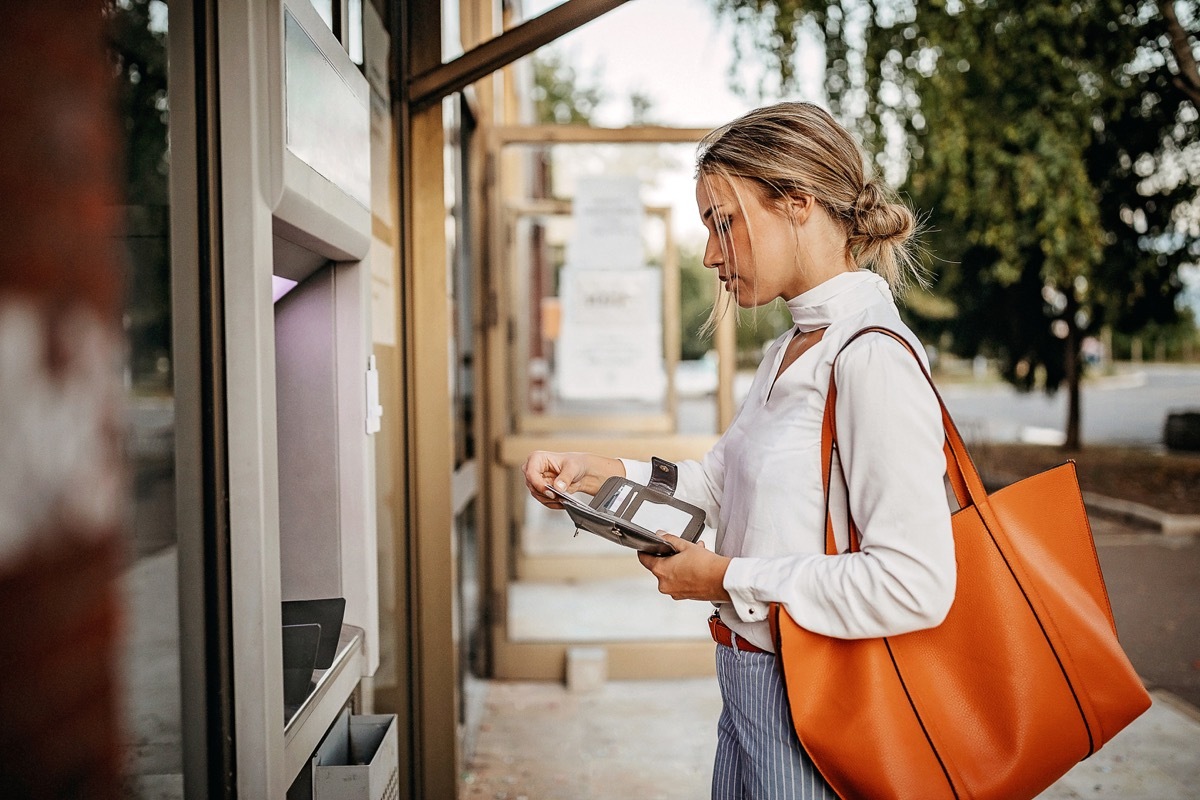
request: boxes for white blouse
[624,270,955,652]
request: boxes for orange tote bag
[772,327,1151,800]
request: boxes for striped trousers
[712,641,833,800]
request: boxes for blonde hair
[696,102,921,295]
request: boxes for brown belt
[708,613,770,654]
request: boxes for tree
[532,50,604,125]
[712,0,1200,449]
[106,0,172,391]
[680,248,716,360]
[106,0,168,203]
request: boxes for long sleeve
[620,364,764,529]
[722,334,956,640]
[622,435,728,528]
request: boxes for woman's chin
[731,292,758,309]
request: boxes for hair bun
[854,181,884,212]
[853,181,912,241]
[848,180,919,286]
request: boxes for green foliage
[106,0,169,205]
[532,50,604,124]
[679,249,716,360]
[710,0,1199,398]
[1110,309,1200,361]
[106,0,172,392]
[870,1,1197,394]
[735,300,794,367]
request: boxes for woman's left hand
[638,535,732,603]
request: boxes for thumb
[658,532,688,548]
[553,463,584,492]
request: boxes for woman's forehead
[696,172,746,207]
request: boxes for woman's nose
[703,236,723,269]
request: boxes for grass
[968,442,1200,515]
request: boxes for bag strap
[821,326,984,556]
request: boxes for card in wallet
[548,475,705,556]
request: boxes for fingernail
[555,480,565,489]
[544,489,555,498]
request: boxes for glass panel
[107,0,183,796]
[505,0,570,27]
[446,92,484,745]
[515,0,773,129]
[500,140,746,435]
[455,493,490,768]
[284,9,371,207]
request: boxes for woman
[523,102,955,800]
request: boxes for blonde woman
[523,102,955,800]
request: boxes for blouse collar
[785,270,894,332]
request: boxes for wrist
[575,453,623,495]
[713,555,732,603]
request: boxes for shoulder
[827,309,930,382]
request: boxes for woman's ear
[787,193,816,225]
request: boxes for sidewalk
[459,679,1200,799]
[463,508,1200,799]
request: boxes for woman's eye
[715,216,732,233]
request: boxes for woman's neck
[781,209,855,299]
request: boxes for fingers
[550,461,585,494]
[522,450,587,501]
[658,533,694,550]
[638,536,729,603]
[522,450,562,504]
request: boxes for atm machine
[188,1,385,794]
[271,2,382,792]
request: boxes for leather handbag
[771,326,1151,800]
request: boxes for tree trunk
[1063,297,1083,451]
[1161,1,1200,108]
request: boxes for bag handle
[821,326,985,555]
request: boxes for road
[939,363,1200,447]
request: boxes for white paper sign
[555,267,666,401]
[567,176,644,270]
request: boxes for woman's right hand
[522,450,624,508]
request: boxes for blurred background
[5,1,1195,798]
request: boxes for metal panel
[169,0,239,796]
